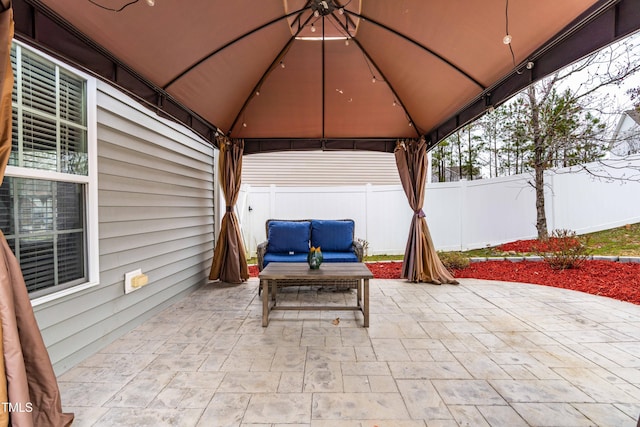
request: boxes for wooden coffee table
[259,262,373,327]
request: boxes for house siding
[33,82,215,374]
[242,151,401,186]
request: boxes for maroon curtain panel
[0,4,74,426]
[209,136,249,284]
[394,138,458,284]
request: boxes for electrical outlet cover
[124,268,142,294]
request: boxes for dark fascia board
[425,0,640,151]
[12,0,220,147]
[243,139,399,155]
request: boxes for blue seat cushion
[311,220,354,252]
[321,251,359,263]
[267,221,310,253]
[263,252,308,267]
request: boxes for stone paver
[58,277,640,426]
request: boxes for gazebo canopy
[12,0,640,153]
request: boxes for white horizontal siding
[34,82,216,373]
[242,151,401,186]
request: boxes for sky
[557,31,639,114]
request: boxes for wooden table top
[259,262,373,280]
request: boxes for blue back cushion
[311,220,354,252]
[268,221,310,253]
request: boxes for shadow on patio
[58,278,640,426]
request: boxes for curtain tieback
[226,206,233,213]
[414,208,425,218]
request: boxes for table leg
[262,279,269,327]
[272,280,277,305]
[363,278,369,327]
[357,278,362,307]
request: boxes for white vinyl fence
[231,158,640,257]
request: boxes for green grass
[582,222,640,256]
[462,248,499,257]
[246,222,640,264]
[362,254,404,262]
[365,223,640,259]
[463,222,640,257]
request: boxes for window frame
[6,40,99,305]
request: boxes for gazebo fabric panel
[394,138,458,284]
[0,1,8,181]
[11,0,632,149]
[0,6,10,425]
[209,137,249,284]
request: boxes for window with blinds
[2,43,89,296]
[9,44,87,174]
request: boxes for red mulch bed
[248,261,640,305]
[496,238,580,253]
[455,260,640,305]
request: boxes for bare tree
[430,35,640,237]
[495,35,639,239]
[628,87,640,108]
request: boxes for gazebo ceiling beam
[227,9,317,136]
[327,13,421,137]
[163,5,310,91]
[13,0,221,146]
[342,9,486,91]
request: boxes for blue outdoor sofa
[257,219,364,271]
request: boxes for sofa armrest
[351,240,364,262]
[257,241,268,271]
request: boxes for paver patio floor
[58,277,640,426]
